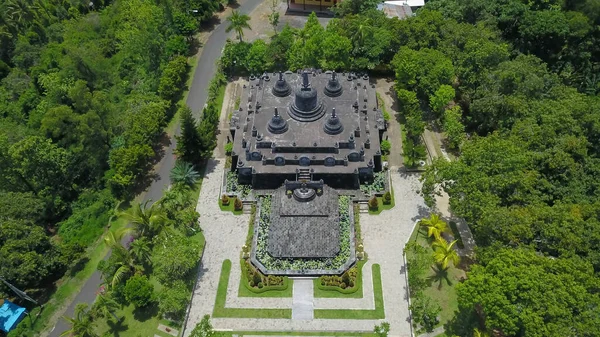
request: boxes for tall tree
[419,214,450,240]
[61,303,97,337]
[169,161,200,188]
[175,106,203,164]
[226,10,251,42]
[120,200,168,238]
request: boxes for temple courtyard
[183,158,427,336]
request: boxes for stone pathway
[292,279,314,320]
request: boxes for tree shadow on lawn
[106,317,128,337]
[133,303,160,322]
[427,265,453,290]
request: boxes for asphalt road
[48,1,263,336]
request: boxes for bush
[158,280,189,319]
[382,191,392,205]
[59,189,116,246]
[368,196,379,210]
[124,275,154,308]
[224,142,233,155]
[381,140,391,155]
[234,197,243,211]
[221,194,230,206]
[410,291,441,333]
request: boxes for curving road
[47,1,264,336]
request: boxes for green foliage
[170,161,200,188]
[246,40,270,74]
[429,84,455,115]
[158,55,188,103]
[360,171,387,194]
[404,241,434,296]
[176,106,204,164]
[226,10,251,42]
[58,189,116,246]
[374,322,390,337]
[61,303,97,337]
[221,194,230,206]
[380,140,391,155]
[382,191,392,205]
[410,291,441,333]
[153,232,201,284]
[402,138,426,168]
[157,280,189,319]
[332,0,385,16]
[234,197,243,211]
[456,248,600,337]
[368,196,379,210]
[224,142,233,155]
[123,275,154,308]
[442,106,465,150]
[190,314,215,337]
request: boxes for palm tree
[120,200,168,238]
[102,229,142,289]
[91,293,120,322]
[226,10,251,42]
[432,238,460,270]
[419,214,450,240]
[169,161,200,188]
[130,237,152,266]
[61,303,98,337]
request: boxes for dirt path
[376,78,403,167]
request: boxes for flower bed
[316,260,365,296]
[360,171,387,195]
[254,196,353,272]
[225,171,251,198]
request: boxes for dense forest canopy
[0,0,221,295]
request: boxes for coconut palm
[170,161,200,188]
[226,10,251,42]
[61,303,97,337]
[120,200,168,238]
[432,238,460,270]
[130,237,152,266]
[91,293,120,322]
[419,214,450,240]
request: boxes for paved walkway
[292,279,314,320]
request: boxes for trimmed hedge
[315,260,366,296]
[240,259,290,294]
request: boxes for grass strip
[368,188,395,215]
[313,264,384,319]
[213,260,292,318]
[218,199,243,215]
[313,260,366,298]
[238,259,293,298]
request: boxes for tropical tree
[120,200,168,238]
[170,161,200,188]
[91,293,120,322]
[432,238,460,270]
[130,237,152,266]
[226,10,251,42]
[61,303,97,337]
[419,214,449,240]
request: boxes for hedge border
[213,260,292,318]
[238,259,293,297]
[313,264,384,319]
[313,260,366,298]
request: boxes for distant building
[286,0,341,15]
[378,0,425,19]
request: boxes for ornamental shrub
[221,194,230,206]
[234,197,243,211]
[383,191,392,205]
[381,140,391,154]
[124,275,154,308]
[368,196,379,210]
[224,142,233,155]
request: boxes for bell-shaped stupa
[289,71,325,122]
[324,71,343,97]
[267,108,289,134]
[272,72,291,97]
[323,108,344,135]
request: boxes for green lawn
[213,260,292,318]
[313,264,384,319]
[368,189,395,215]
[219,199,243,215]
[406,226,463,328]
[313,260,366,298]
